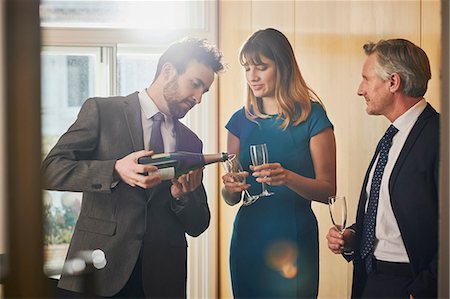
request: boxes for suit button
[92,184,102,189]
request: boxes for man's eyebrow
[195,78,209,93]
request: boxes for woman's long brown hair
[240,28,323,130]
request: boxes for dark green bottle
[138,151,230,180]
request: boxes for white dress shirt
[366,99,427,263]
[138,89,176,152]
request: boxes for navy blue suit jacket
[350,103,439,298]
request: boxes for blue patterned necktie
[360,124,399,273]
[149,112,165,154]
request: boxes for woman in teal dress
[222,28,336,298]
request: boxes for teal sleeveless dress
[225,101,333,298]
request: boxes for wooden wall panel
[251,1,295,42]
[218,2,251,298]
[4,0,49,296]
[218,1,441,298]
[421,0,441,111]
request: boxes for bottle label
[152,153,171,159]
[150,167,175,180]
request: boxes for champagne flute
[222,155,259,206]
[249,144,274,197]
[328,195,352,255]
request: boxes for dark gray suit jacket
[42,92,211,297]
[350,103,439,298]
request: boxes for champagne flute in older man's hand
[250,144,274,197]
[328,195,352,255]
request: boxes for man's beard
[163,77,195,119]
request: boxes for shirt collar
[392,98,427,132]
[138,89,162,120]
[138,89,175,134]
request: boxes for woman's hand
[250,162,290,186]
[222,172,251,194]
[221,172,251,206]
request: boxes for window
[41,46,111,146]
[41,1,218,297]
[40,0,206,30]
[41,45,112,274]
[116,48,161,96]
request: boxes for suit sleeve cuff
[171,195,188,213]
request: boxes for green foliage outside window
[43,192,81,245]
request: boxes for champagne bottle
[138,151,230,180]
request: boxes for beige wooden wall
[217,1,441,298]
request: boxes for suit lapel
[356,104,437,239]
[123,92,145,152]
[173,120,185,151]
[122,92,157,200]
[173,119,201,152]
[389,104,436,190]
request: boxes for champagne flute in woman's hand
[222,155,259,206]
[250,144,274,197]
[328,195,352,255]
